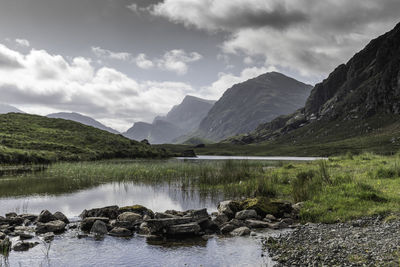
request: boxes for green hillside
[0,113,169,164]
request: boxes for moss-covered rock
[240,197,292,218]
[119,205,154,218]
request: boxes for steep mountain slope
[124,95,215,144]
[197,72,312,141]
[162,95,215,132]
[47,112,119,134]
[0,113,168,164]
[0,103,24,114]
[232,22,400,152]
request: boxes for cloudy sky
[0,0,399,131]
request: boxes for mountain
[47,112,119,134]
[232,22,400,154]
[124,95,215,144]
[0,113,168,164]
[197,72,312,141]
[0,103,24,114]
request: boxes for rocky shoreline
[265,215,400,266]
[0,197,300,255]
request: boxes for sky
[0,0,399,132]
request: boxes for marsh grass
[3,153,400,223]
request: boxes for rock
[146,218,193,234]
[17,232,34,240]
[217,200,241,219]
[143,215,151,221]
[36,220,66,234]
[13,241,38,251]
[110,220,135,231]
[139,222,151,235]
[220,224,237,234]
[0,232,5,240]
[282,218,294,225]
[41,232,55,242]
[184,209,209,223]
[80,206,119,219]
[80,217,109,232]
[37,210,57,223]
[90,220,108,235]
[109,227,132,237]
[235,210,258,220]
[6,216,24,226]
[167,222,201,236]
[154,212,178,219]
[118,212,142,223]
[5,212,17,218]
[54,211,69,224]
[212,214,229,226]
[199,219,219,234]
[240,197,293,218]
[265,214,277,221]
[20,214,38,222]
[231,226,251,236]
[0,237,11,254]
[245,219,273,229]
[119,205,154,218]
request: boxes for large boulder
[53,212,69,224]
[230,226,251,236]
[217,200,241,219]
[109,227,132,237]
[80,217,109,232]
[118,205,154,218]
[235,210,258,220]
[167,222,201,236]
[80,206,119,219]
[212,214,229,226]
[184,209,209,223]
[37,210,57,223]
[240,197,293,218]
[90,220,108,235]
[36,220,66,234]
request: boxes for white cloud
[91,46,132,61]
[15,39,30,47]
[0,43,195,132]
[135,49,203,75]
[150,0,400,81]
[134,53,154,69]
[199,66,276,99]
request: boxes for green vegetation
[0,113,168,164]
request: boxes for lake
[0,157,311,266]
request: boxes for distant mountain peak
[0,103,24,114]
[46,112,119,134]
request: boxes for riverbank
[265,215,400,266]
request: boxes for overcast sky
[0,0,399,131]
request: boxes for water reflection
[0,182,223,217]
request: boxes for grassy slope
[0,113,168,164]
[159,114,400,156]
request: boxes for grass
[3,152,400,224]
[0,113,168,164]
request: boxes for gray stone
[212,214,229,226]
[109,227,132,237]
[17,232,34,240]
[54,211,69,224]
[235,210,258,220]
[231,226,251,236]
[5,212,17,218]
[41,232,55,242]
[37,210,57,223]
[217,200,241,219]
[139,222,151,235]
[36,220,66,234]
[155,212,178,219]
[0,232,5,240]
[80,217,109,232]
[80,206,119,219]
[143,215,151,221]
[118,212,142,223]
[146,218,193,234]
[265,214,277,221]
[90,220,108,235]
[167,222,201,235]
[184,209,209,222]
[245,219,272,229]
[13,241,38,251]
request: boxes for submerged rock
[90,220,108,235]
[80,217,109,232]
[109,227,132,237]
[230,227,251,236]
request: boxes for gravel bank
[265,216,400,266]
